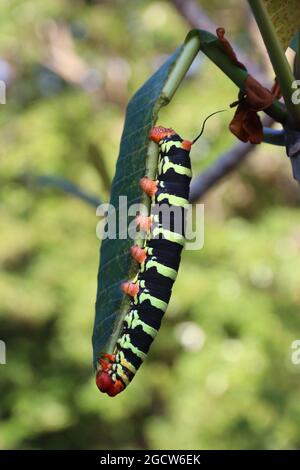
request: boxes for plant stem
[171,0,269,85]
[200,40,286,123]
[162,36,201,101]
[25,174,101,207]
[248,0,300,127]
[162,29,287,124]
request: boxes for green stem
[200,40,286,123]
[248,0,300,127]
[162,36,201,101]
[28,174,102,207]
[162,29,287,124]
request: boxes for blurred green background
[1,0,300,450]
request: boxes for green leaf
[262,0,300,51]
[92,29,286,369]
[92,47,182,366]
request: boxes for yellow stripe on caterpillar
[136,292,168,311]
[151,226,185,245]
[117,334,147,360]
[160,140,183,153]
[156,192,189,207]
[144,258,177,280]
[158,157,192,177]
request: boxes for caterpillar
[96,112,225,397]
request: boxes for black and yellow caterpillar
[96,126,193,396]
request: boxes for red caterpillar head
[149,126,176,143]
[150,126,192,151]
[96,354,124,397]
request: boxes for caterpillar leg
[139,176,157,197]
[131,245,147,264]
[102,353,115,362]
[96,355,124,397]
[135,214,152,232]
[121,281,139,297]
